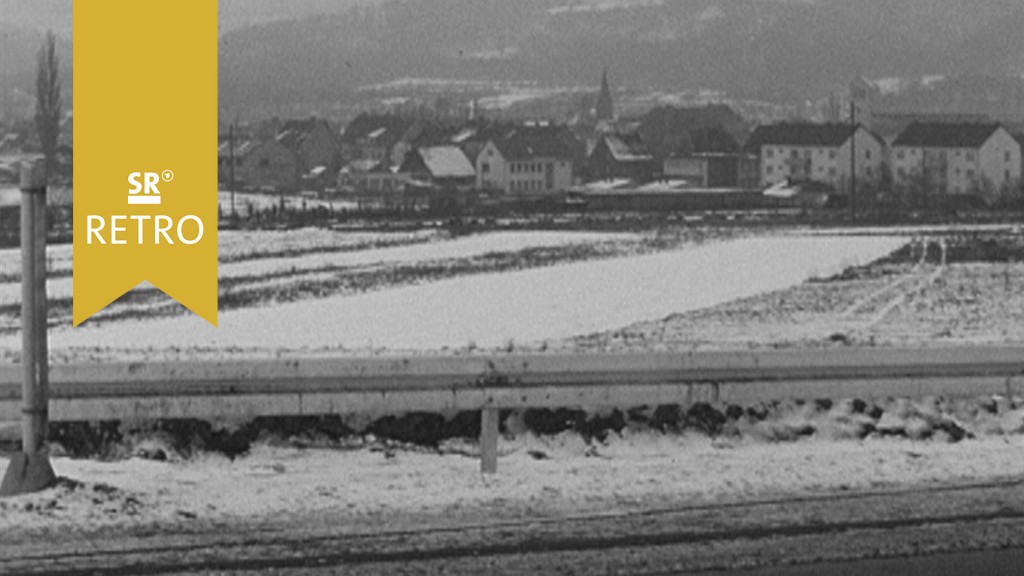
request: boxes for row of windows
[511,180,547,192]
[511,162,544,174]
[896,149,978,162]
[482,161,563,174]
[766,147,880,161]
[765,164,838,176]
[896,168,1018,183]
[342,176,403,191]
[764,164,877,178]
[897,149,1016,163]
[765,147,840,160]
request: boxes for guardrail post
[480,406,499,474]
[0,158,56,497]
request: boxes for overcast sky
[4,1,1013,37]
[1,0,72,33]
[0,0,374,35]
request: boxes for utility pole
[0,158,56,496]
[850,101,857,223]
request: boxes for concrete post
[0,158,56,497]
[480,407,499,474]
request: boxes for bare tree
[35,31,62,179]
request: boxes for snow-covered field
[219,230,637,280]
[570,244,1024,352]
[1,433,1021,534]
[0,227,441,281]
[0,230,636,307]
[14,235,903,354]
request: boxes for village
[200,72,1024,222]
[2,2,1024,573]
[2,72,1024,244]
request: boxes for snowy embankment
[1,432,1021,534]
[27,235,905,354]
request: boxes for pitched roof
[275,118,336,151]
[892,122,1003,148]
[341,158,386,173]
[217,140,257,158]
[247,138,299,160]
[745,123,860,151]
[281,117,331,135]
[414,146,475,178]
[675,126,740,156]
[491,125,575,160]
[600,132,653,162]
[340,114,418,147]
[637,104,748,158]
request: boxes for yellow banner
[73,0,218,326]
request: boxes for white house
[745,123,884,191]
[891,122,1022,196]
[475,128,574,194]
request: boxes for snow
[27,235,906,353]
[219,230,636,280]
[0,228,441,281]
[0,231,636,307]
[1,433,1021,533]
[799,223,1023,237]
[478,91,552,110]
[0,186,73,207]
[218,191,354,212]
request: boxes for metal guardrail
[2,346,1022,472]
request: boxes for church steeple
[596,68,614,121]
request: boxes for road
[693,548,1024,576]
[3,479,1022,575]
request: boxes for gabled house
[276,117,340,177]
[337,158,409,196]
[476,125,575,194]
[891,122,1021,196]
[636,104,749,161]
[240,139,302,193]
[387,121,467,169]
[217,139,256,187]
[745,123,884,191]
[399,146,476,190]
[339,114,419,165]
[663,127,757,188]
[588,132,656,181]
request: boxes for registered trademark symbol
[161,170,174,182]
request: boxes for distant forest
[2,0,1023,121]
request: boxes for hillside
[3,0,1022,120]
[218,0,1024,114]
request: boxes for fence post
[480,406,499,474]
[0,158,56,497]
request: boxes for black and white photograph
[1,0,1023,574]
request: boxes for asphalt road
[691,548,1024,576]
[3,479,1023,575]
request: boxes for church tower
[848,76,877,128]
[596,68,615,121]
